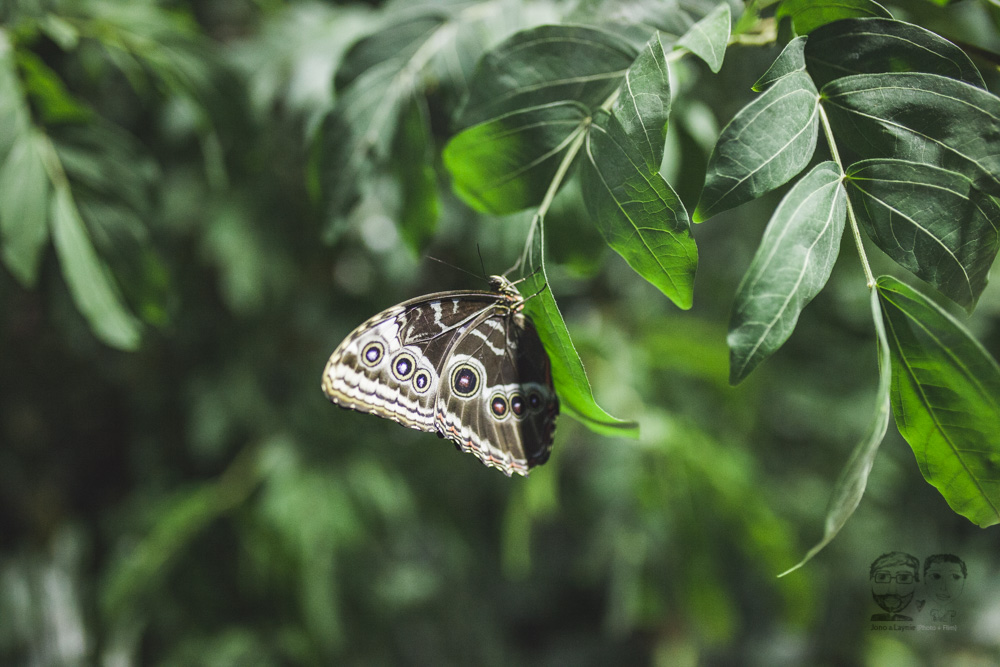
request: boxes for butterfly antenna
[477,244,489,280]
[425,255,484,283]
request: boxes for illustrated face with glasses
[869,552,919,620]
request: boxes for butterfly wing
[434,307,559,476]
[321,291,505,433]
[322,285,558,476]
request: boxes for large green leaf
[822,73,1000,198]
[612,32,671,173]
[846,159,1000,312]
[805,18,985,90]
[780,287,892,576]
[581,111,697,309]
[392,98,439,253]
[777,0,891,36]
[675,2,730,74]
[443,102,589,214]
[457,25,637,128]
[877,276,1000,527]
[728,162,846,383]
[50,184,141,350]
[693,71,819,222]
[0,129,50,286]
[520,224,639,438]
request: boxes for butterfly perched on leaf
[322,275,558,476]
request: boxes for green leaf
[822,73,1000,198]
[728,162,846,383]
[16,51,92,124]
[805,18,985,90]
[443,102,589,215]
[694,71,819,222]
[0,130,50,286]
[393,98,439,253]
[780,287,892,576]
[458,25,637,128]
[675,2,730,73]
[777,0,891,36]
[520,224,639,438]
[846,159,1000,312]
[582,111,697,309]
[0,30,30,159]
[877,276,1000,527]
[612,32,671,172]
[752,36,807,92]
[334,13,445,91]
[50,184,141,350]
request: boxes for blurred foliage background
[2,0,1000,664]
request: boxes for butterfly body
[322,276,558,476]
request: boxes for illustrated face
[871,565,917,613]
[925,563,965,603]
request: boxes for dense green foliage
[3,0,1000,664]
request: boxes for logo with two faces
[869,551,967,623]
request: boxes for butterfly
[321,275,559,476]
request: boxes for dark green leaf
[675,3,730,73]
[582,111,696,309]
[393,99,439,253]
[612,32,671,172]
[50,184,141,350]
[728,162,846,383]
[520,225,639,438]
[822,73,1000,197]
[780,287,892,576]
[458,25,637,128]
[846,159,1000,312]
[334,12,445,91]
[777,0,891,36]
[694,71,819,222]
[753,36,807,92]
[805,18,985,90]
[0,130,50,286]
[877,276,1000,527]
[443,102,589,215]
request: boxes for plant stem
[517,123,590,273]
[818,103,875,289]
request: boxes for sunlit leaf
[50,183,142,350]
[777,0,891,36]
[675,2,730,73]
[728,162,846,383]
[521,224,639,438]
[0,130,50,286]
[694,71,819,222]
[444,102,589,214]
[582,111,696,309]
[752,36,807,92]
[846,159,1000,312]
[877,276,1000,527]
[822,73,1000,197]
[613,32,671,172]
[780,288,892,576]
[805,18,985,90]
[457,24,637,128]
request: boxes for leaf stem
[517,123,590,273]
[818,103,875,288]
